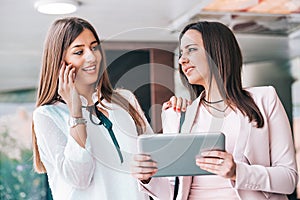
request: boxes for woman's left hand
[196,150,236,181]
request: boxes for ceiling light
[35,0,78,15]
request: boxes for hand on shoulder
[162,96,190,112]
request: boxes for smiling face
[64,28,102,88]
[179,29,210,87]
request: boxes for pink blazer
[140,86,298,200]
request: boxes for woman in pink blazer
[131,21,298,199]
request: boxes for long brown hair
[178,21,264,128]
[32,17,146,173]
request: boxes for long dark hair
[179,21,264,128]
[33,17,146,173]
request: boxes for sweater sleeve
[117,89,177,198]
[33,107,95,189]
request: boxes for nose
[85,49,96,63]
[179,54,189,65]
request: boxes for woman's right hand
[131,154,158,184]
[58,62,82,117]
[162,96,190,112]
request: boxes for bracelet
[68,117,87,128]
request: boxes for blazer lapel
[176,176,193,200]
[176,96,202,199]
[181,97,200,133]
[232,110,251,162]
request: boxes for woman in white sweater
[32,17,152,200]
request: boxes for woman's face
[64,28,102,87]
[179,29,210,87]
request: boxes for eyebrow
[71,40,98,49]
[180,43,197,51]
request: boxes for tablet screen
[137,132,225,177]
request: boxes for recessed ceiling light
[34,0,78,15]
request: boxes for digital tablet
[137,132,225,177]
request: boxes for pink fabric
[188,106,240,199]
[139,86,298,200]
[189,176,239,199]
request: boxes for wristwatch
[68,117,87,128]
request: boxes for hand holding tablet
[137,132,225,177]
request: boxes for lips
[82,65,96,71]
[183,66,195,74]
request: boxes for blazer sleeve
[234,86,298,194]
[161,108,182,133]
[138,178,174,200]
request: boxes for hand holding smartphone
[58,61,82,117]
